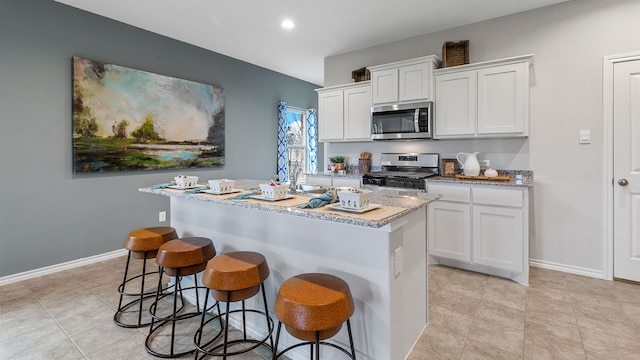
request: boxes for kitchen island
[140,180,439,360]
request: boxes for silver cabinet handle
[618,178,629,186]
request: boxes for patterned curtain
[306,108,318,174]
[277,102,289,182]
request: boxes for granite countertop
[140,179,440,228]
[305,172,363,179]
[426,170,534,188]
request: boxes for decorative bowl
[337,189,372,209]
[174,175,199,188]
[259,183,289,200]
[208,179,235,192]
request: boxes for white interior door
[613,59,640,282]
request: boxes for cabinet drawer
[473,187,522,207]
[428,184,471,203]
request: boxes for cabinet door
[371,68,398,104]
[344,85,372,140]
[399,62,430,102]
[434,71,477,137]
[332,177,361,188]
[428,201,471,262]
[472,205,523,272]
[318,90,344,141]
[477,62,528,136]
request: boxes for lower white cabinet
[427,182,529,285]
[305,175,361,188]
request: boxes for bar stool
[194,251,274,359]
[274,273,356,359]
[145,237,217,358]
[114,226,178,328]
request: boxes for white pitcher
[456,152,481,176]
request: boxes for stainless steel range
[362,153,439,191]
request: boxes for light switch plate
[579,130,591,144]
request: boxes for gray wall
[323,0,640,277]
[0,0,318,276]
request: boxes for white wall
[322,0,640,277]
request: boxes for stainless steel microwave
[371,101,433,140]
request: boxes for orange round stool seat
[194,251,274,358]
[114,226,178,328]
[274,273,356,359]
[145,237,216,358]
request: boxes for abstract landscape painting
[73,57,225,173]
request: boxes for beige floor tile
[0,300,56,342]
[466,318,524,355]
[481,277,527,312]
[430,289,481,317]
[580,327,640,360]
[525,311,582,348]
[428,304,475,339]
[409,325,466,360]
[0,321,84,360]
[475,299,525,331]
[460,339,522,360]
[524,331,586,360]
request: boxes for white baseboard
[0,249,128,286]
[529,259,604,279]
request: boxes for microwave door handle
[414,109,420,132]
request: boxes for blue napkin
[184,187,207,194]
[150,183,172,189]
[228,192,256,200]
[298,190,337,209]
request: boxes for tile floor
[1,256,640,359]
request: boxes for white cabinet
[368,56,441,105]
[305,175,361,188]
[434,55,533,139]
[427,182,529,285]
[428,184,471,262]
[316,82,371,142]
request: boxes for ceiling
[55,0,570,86]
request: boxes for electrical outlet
[480,160,490,167]
[159,211,166,222]
[394,247,402,276]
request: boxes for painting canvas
[72,57,225,173]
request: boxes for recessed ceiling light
[281,19,295,29]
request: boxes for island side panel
[169,196,424,360]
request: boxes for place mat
[307,204,406,222]
[161,188,255,200]
[245,195,310,207]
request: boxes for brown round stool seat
[114,226,178,328]
[126,226,178,259]
[146,237,216,358]
[194,251,274,359]
[156,237,216,276]
[202,251,270,302]
[274,273,357,359]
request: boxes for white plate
[167,184,207,190]
[249,194,295,202]
[202,189,242,195]
[326,203,382,213]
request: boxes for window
[277,102,317,185]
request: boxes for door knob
[618,178,629,186]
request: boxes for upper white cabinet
[434,55,533,139]
[368,56,441,105]
[316,82,372,142]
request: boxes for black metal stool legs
[273,319,356,360]
[193,283,274,359]
[114,251,160,328]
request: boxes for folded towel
[184,187,207,194]
[298,190,337,209]
[228,192,256,200]
[150,183,172,189]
